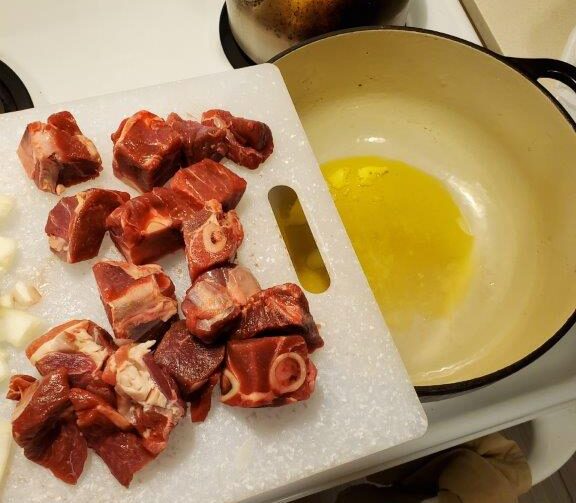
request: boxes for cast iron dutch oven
[271,27,576,396]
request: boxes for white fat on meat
[29,320,108,369]
[115,341,169,410]
[109,278,176,332]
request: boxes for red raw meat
[106,187,198,264]
[189,372,220,423]
[93,260,178,344]
[181,265,261,343]
[183,200,244,281]
[154,320,225,397]
[26,319,117,383]
[221,335,317,407]
[102,341,185,455]
[6,374,37,400]
[34,417,88,485]
[168,158,247,211]
[70,388,152,487]
[8,369,88,484]
[232,283,323,352]
[202,109,273,169]
[17,111,103,194]
[111,110,183,192]
[45,188,130,263]
[166,113,227,164]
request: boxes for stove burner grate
[0,60,33,114]
[219,4,256,69]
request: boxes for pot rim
[270,25,576,396]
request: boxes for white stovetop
[4,1,576,501]
[0,0,479,106]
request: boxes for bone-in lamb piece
[183,200,244,282]
[168,158,247,211]
[221,335,317,408]
[25,319,117,387]
[106,187,198,265]
[93,260,178,344]
[7,369,88,484]
[17,111,103,194]
[69,388,153,487]
[45,189,130,263]
[202,109,273,169]
[166,113,227,165]
[102,341,185,456]
[111,110,183,192]
[154,321,224,422]
[232,283,324,352]
[181,265,261,344]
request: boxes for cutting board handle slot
[268,185,331,294]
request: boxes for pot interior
[274,29,576,388]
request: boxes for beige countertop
[460,0,576,58]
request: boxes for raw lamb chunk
[181,265,260,343]
[26,319,117,385]
[69,388,152,487]
[111,110,182,192]
[168,158,247,211]
[102,341,185,455]
[7,369,88,484]
[93,261,178,344]
[106,187,197,265]
[17,111,102,194]
[232,283,324,352]
[183,200,244,282]
[202,109,273,169]
[45,188,130,263]
[166,113,227,164]
[154,320,224,393]
[221,336,317,407]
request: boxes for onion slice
[0,237,16,275]
[0,308,43,348]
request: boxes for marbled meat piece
[45,188,130,263]
[26,319,117,387]
[221,335,317,407]
[232,283,323,352]
[70,388,152,487]
[8,369,88,484]
[106,187,198,264]
[93,260,178,344]
[154,320,225,396]
[17,111,103,194]
[183,200,244,281]
[202,109,273,169]
[102,341,185,456]
[166,112,227,164]
[168,158,247,211]
[111,110,182,192]
[181,265,261,343]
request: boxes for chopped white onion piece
[11,282,41,308]
[0,294,13,309]
[0,420,12,486]
[0,308,43,348]
[0,195,14,223]
[0,237,16,275]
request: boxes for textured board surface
[0,64,426,503]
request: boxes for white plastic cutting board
[0,64,426,503]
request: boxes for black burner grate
[0,60,33,114]
[219,4,256,69]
